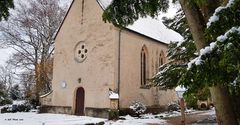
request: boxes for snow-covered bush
[0,100,31,113]
[129,101,146,115]
[168,102,180,112]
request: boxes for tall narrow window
[141,46,148,86]
[159,51,165,69]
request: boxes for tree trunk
[179,0,238,124]
[35,63,41,105]
[179,0,206,51]
[210,84,238,125]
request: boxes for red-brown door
[75,87,85,115]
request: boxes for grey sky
[0,0,73,66]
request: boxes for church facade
[40,0,180,118]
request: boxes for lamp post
[175,86,186,125]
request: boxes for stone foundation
[40,105,168,118]
[40,105,72,114]
[40,106,110,118]
[119,105,168,116]
[85,107,109,118]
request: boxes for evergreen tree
[180,0,240,92]
[102,0,169,27]
[152,9,197,90]
[0,83,12,105]
[153,8,211,109]
[10,84,22,100]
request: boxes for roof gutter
[117,29,121,109]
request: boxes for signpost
[175,86,186,125]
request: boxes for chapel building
[40,0,182,118]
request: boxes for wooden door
[75,87,85,115]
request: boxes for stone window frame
[74,41,88,63]
[159,51,165,68]
[140,45,150,89]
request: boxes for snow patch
[207,0,236,27]
[175,86,186,92]
[187,42,216,70]
[13,100,26,105]
[199,108,216,116]
[187,26,240,70]
[106,114,167,125]
[231,76,239,86]
[207,16,219,27]
[109,91,119,99]
[181,47,186,51]
[217,27,240,42]
[217,35,227,42]
[40,90,53,98]
[187,57,201,70]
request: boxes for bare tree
[0,65,13,88]
[0,65,14,105]
[0,0,66,104]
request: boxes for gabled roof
[55,0,183,44]
[97,0,183,44]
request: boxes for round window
[74,41,88,63]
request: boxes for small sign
[61,81,67,88]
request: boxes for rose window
[74,42,88,62]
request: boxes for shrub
[183,93,198,109]
[0,98,12,106]
[129,101,146,116]
[168,102,180,111]
[108,109,119,120]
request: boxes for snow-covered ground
[0,112,106,125]
[0,109,216,125]
[107,115,167,125]
[0,111,185,125]
[0,112,168,125]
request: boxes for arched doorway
[75,87,85,115]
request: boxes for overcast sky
[0,0,73,66]
[0,48,14,66]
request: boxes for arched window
[141,46,148,86]
[159,51,165,68]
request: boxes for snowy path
[166,109,216,125]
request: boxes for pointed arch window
[141,46,148,86]
[159,51,165,69]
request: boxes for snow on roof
[97,0,183,44]
[127,17,183,43]
[40,90,53,98]
[109,91,119,99]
